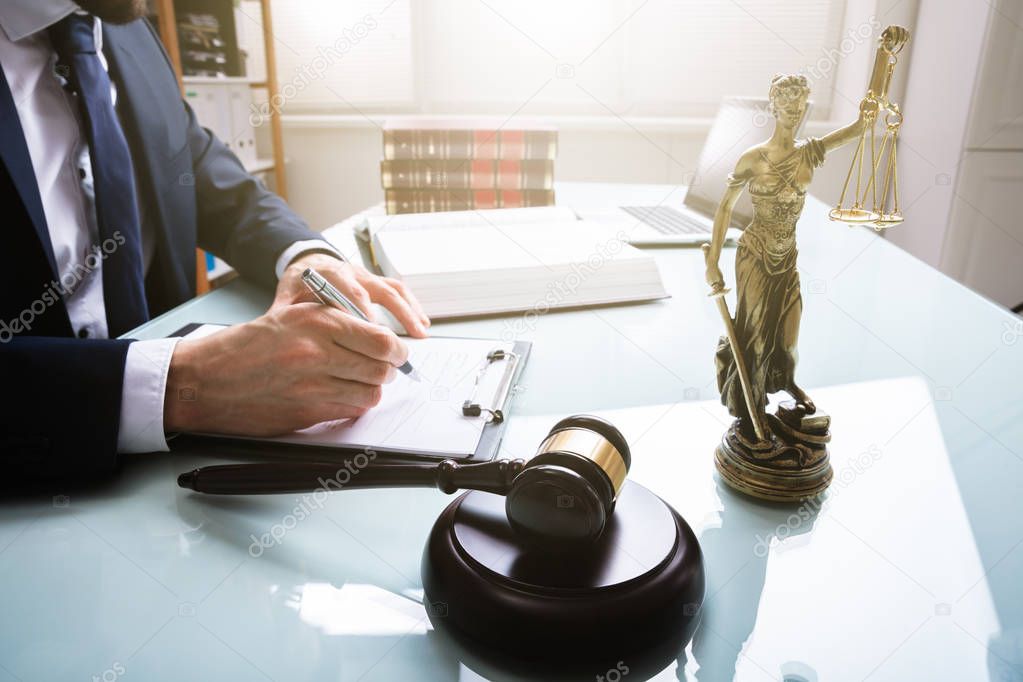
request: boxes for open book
[357,207,668,319]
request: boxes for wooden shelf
[182,75,263,85]
[152,0,288,295]
[244,157,276,174]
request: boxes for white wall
[274,0,918,231]
[276,0,983,257]
[280,119,857,231]
[886,0,993,268]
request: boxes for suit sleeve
[0,336,132,479]
[182,100,333,288]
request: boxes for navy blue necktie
[49,14,149,337]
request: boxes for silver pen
[301,267,421,382]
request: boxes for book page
[375,221,637,276]
[364,206,576,235]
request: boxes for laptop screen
[684,96,812,229]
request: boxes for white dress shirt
[0,1,338,453]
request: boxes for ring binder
[462,348,520,423]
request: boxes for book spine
[380,160,554,190]
[384,189,556,214]
[382,130,558,160]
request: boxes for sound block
[421,481,704,657]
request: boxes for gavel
[178,415,631,548]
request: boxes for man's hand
[274,252,430,338]
[164,303,408,436]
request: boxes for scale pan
[829,207,880,224]
[872,212,904,229]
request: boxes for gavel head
[505,415,631,548]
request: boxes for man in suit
[0,0,431,478]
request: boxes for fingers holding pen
[315,307,410,368]
[322,345,398,385]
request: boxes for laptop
[574,97,811,246]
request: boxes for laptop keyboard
[620,205,710,235]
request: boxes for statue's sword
[702,245,769,443]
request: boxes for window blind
[268,0,847,118]
[268,0,415,110]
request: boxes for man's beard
[75,0,149,24]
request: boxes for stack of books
[380,119,558,214]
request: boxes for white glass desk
[1,183,1021,681]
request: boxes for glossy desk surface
[2,183,1022,681]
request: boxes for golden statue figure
[703,26,910,501]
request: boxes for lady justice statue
[702,26,910,502]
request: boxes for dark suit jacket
[0,19,330,478]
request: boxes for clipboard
[166,323,531,465]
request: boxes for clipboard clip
[462,348,520,424]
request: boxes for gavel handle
[177,458,526,496]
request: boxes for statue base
[714,401,833,503]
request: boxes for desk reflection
[680,480,821,682]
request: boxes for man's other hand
[273,252,430,338]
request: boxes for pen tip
[177,470,198,490]
[408,369,423,383]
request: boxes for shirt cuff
[117,338,180,454]
[274,239,345,279]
